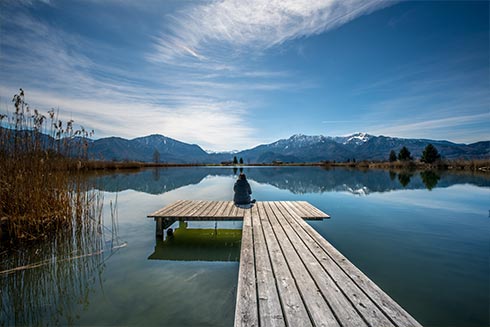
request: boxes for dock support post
[155,217,163,237]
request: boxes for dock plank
[280,202,423,327]
[251,204,285,327]
[149,200,184,217]
[257,202,312,327]
[264,201,340,327]
[234,211,259,327]
[279,201,396,327]
[166,200,193,217]
[271,202,369,327]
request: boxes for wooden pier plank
[223,201,235,217]
[279,201,396,327]
[257,202,312,327]
[215,201,229,217]
[299,201,330,218]
[200,200,221,217]
[177,200,202,217]
[271,202,369,327]
[234,210,259,327]
[148,200,184,217]
[280,202,423,327]
[250,204,285,327]
[165,200,192,217]
[209,200,225,217]
[264,201,340,327]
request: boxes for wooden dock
[148,200,422,327]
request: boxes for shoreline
[76,159,490,173]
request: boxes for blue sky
[0,0,488,151]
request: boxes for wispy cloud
[0,86,259,151]
[368,113,490,143]
[0,3,265,150]
[149,0,396,64]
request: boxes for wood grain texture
[234,211,259,327]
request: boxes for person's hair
[239,173,246,180]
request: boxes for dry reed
[0,89,95,244]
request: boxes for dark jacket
[233,179,252,204]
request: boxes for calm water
[1,167,489,326]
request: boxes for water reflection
[420,171,441,190]
[398,171,414,187]
[93,167,490,195]
[0,199,124,326]
[148,221,241,262]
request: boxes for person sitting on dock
[233,173,256,205]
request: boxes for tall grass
[0,193,125,326]
[0,89,95,244]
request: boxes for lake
[1,166,489,326]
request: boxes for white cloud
[150,0,396,63]
[0,86,259,151]
[0,5,265,151]
[369,113,490,143]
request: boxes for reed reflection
[0,195,124,326]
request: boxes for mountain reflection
[93,167,490,195]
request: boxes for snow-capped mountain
[333,132,373,146]
[235,132,488,163]
[83,131,488,163]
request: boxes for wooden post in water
[155,217,163,237]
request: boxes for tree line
[389,144,441,163]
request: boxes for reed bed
[0,89,95,244]
[0,193,126,326]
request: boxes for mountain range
[85,132,489,163]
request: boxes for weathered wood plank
[257,202,312,327]
[230,204,240,217]
[209,200,225,217]
[285,201,311,219]
[170,200,193,217]
[251,204,285,327]
[280,201,396,326]
[177,200,202,217]
[234,210,259,327]
[185,200,207,217]
[148,200,184,217]
[289,201,329,219]
[215,201,229,217]
[264,201,340,327]
[200,200,221,217]
[299,201,329,218]
[275,202,382,327]
[196,201,216,217]
[281,203,423,327]
[237,207,247,218]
